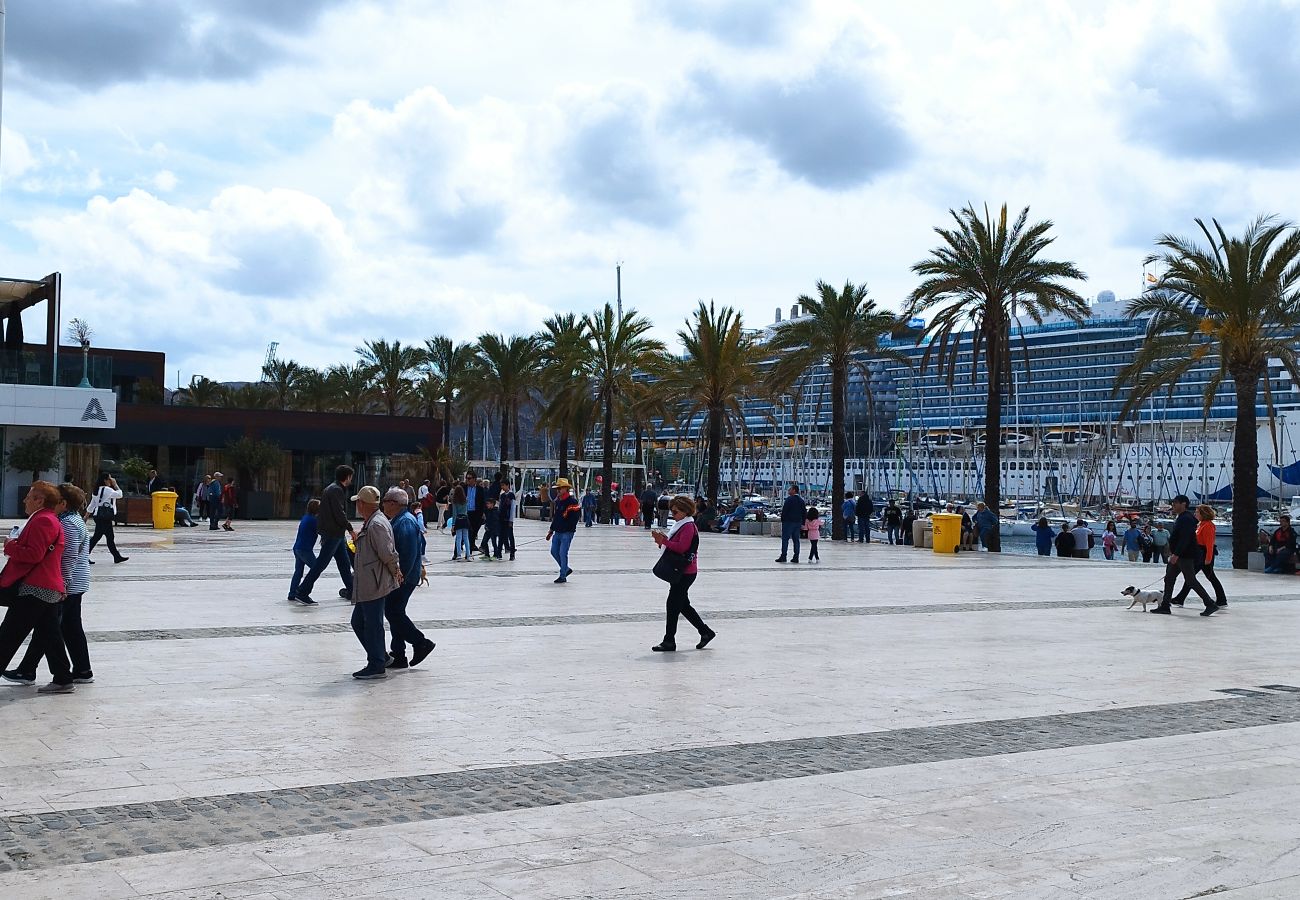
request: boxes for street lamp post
[78,338,91,388]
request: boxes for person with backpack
[87,473,128,564]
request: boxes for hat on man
[212,471,223,479]
[351,485,382,503]
[554,477,572,489]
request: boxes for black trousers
[499,523,515,558]
[469,510,485,551]
[17,593,91,677]
[1161,556,1215,611]
[642,505,655,529]
[1174,559,1227,606]
[0,596,73,685]
[89,513,123,560]
[664,573,707,641]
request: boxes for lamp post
[78,338,90,387]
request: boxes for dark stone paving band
[81,596,1281,643]
[2,690,1298,872]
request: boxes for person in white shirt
[87,473,129,564]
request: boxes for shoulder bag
[653,524,699,584]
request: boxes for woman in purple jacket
[651,496,716,653]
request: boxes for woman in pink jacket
[0,481,72,692]
[650,496,716,652]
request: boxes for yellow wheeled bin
[151,491,177,529]
[930,513,963,553]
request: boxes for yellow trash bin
[930,512,963,553]
[151,491,177,530]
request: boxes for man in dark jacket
[776,483,807,563]
[640,485,658,530]
[1152,494,1217,616]
[295,465,356,603]
[855,491,874,543]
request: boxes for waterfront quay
[3,517,1300,899]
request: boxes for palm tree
[657,302,763,508]
[356,339,424,416]
[220,383,274,410]
[584,303,665,519]
[1118,216,1300,569]
[261,358,302,410]
[412,372,445,419]
[907,205,1087,550]
[768,282,903,541]
[537,313,594,483]
[293,367,335,413]
[424,336,478,450]
[475,333,540,466]
[326,363,378,415]
[181,375,225,407]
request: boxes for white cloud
[153,170,179,192]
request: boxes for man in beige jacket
[349,485,402,679]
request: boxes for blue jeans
[454,528,470,558]
[551,530,574,578]
[350,598,387,673]
[844,518,856,541]
[384,581,425,659]
[780,521,801,560]
[857,516,871,543]
[288,547,318,599]
[297,535,353,599]
[887,526,901,544]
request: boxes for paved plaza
[2,516,1300,899]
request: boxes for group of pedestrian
[189,473,237,531]
[285,465,436,678]
[1034,517,1173,563]
[0,481,95,694]
[441,472,517,562]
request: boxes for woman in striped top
[5,483,95,688]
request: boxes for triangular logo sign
[81,398,107,422]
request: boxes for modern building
[0,272,442,518]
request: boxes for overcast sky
[2,0,1298,385]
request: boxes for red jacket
[2,507,67,593]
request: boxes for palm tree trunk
[601,393,614,522]
[499,404,508,467]
[831,360,848,541]
[442,397,453,449]
[466,408,476,461]
[558,431,570,484]
[1231,371,1260,569]
[707,407,722,509]
[513,405,522,460]
[634,422,644,474]
[983,337,1003,552]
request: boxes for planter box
[1248,552,1266,573]
[738,521,767,536]
[241,490,274,521]
[119,497,153,526]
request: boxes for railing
[0,350,113,389]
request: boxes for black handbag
[652,525,698,584]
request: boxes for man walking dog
[1151,494,1217,617]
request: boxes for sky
[2,0,1299,385]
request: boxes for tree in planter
[7,432,62,484]
[225,437,284,492]
[120,457,153,495]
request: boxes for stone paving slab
[2,689,1298,872]
[4,517,1300,897]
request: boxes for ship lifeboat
[920,432,967,449]
[1043,430,1101,446]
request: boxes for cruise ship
[653,292,1300,512]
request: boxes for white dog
[1121,585,1162,611]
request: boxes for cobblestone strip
[2,691,1299,871]
[81,594,1286,643]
